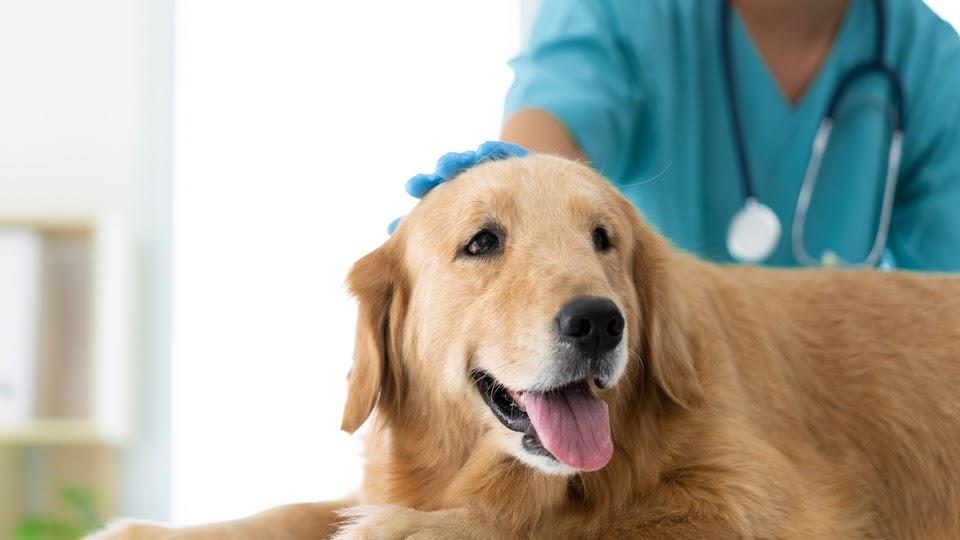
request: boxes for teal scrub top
[505,0,960,270]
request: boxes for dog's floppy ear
[629,213,705,412]
[341,243,406,433]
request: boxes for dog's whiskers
[487,358,518,373]
[617,161,672,189]
[629,349,645,379]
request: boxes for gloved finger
[387,216,403,234]
[435,150,480,178]
[406,172,445,199]
[476,141,529,161]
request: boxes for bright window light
[173,1,521,524]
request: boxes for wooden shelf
[0,216,131,539]
[0,419,118,445]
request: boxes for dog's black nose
[556,296,624,357]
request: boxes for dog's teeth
[507,389,526,409]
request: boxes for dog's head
[341,155,702,476]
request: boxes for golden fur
[93,155,960,539]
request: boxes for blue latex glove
[388,141,529,234]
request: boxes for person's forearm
[501,108,587,163]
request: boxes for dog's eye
[592,227,611,251]
[465,230,501,257]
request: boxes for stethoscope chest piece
[727,197,781,263]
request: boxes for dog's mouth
[473,370,613,472]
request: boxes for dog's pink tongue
[524,385,613,472]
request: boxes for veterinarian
[501,0,960,270]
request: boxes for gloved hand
[388,141,529,234]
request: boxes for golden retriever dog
[94,154,960,539]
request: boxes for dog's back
[705,266,960,538]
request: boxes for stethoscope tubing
[721,0,907,267]
[719,0,755,202]
[792,121,905,267]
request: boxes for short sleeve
[887,27,960,271]
[504,0,643,173]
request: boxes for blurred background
[0,1,957,538]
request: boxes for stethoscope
[721,0,906,266]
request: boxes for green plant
[15,487,102,540]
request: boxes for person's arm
[886,39,960,271]
[501,0,641,173]
[501,108,586,162]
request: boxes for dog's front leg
[332,505,502,540]
[87,499,352,539]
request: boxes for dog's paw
[332,505,476,540]
[332,506,417,540]
[84,520,175,540]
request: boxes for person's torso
[606,0,947,267]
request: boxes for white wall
[0,1,157,217]
[0,0,173,521]
[173,0,521,524]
